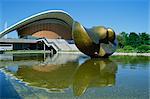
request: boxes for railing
[37,38,60,52]
[37,38,75,51]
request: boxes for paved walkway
[113,52,150,56]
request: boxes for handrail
[37,38,60,51]
[36,38,73,51]
[43,38,60,50]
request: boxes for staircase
[37,38,77,52]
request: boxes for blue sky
[0,0,149,38]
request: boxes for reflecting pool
[0,53,149,99]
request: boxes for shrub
[116,46,135,53]
[123,46,134,50]
[137,45,150,53]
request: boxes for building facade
[0,10,78,53]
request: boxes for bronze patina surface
[72,21,117,58]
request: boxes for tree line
[116,32,150,53]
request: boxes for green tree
[139,32,150,45]
[117,35,124,48]
[117,32,128,48]
[128,32,141,48]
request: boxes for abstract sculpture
[72,21,117,58]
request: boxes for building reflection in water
[4,53,117,96]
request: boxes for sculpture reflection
[5,54,117,96]
[73,59,117,96]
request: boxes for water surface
[0,53,149,99]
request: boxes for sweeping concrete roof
[0,10,74,38]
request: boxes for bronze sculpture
[72,21,117,58]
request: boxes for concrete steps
[39,38,78,51]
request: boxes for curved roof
[0,10,74,38]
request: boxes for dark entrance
[48,46,57,55]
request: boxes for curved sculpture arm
[72,21,117,58]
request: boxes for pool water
[0,53,149,99]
